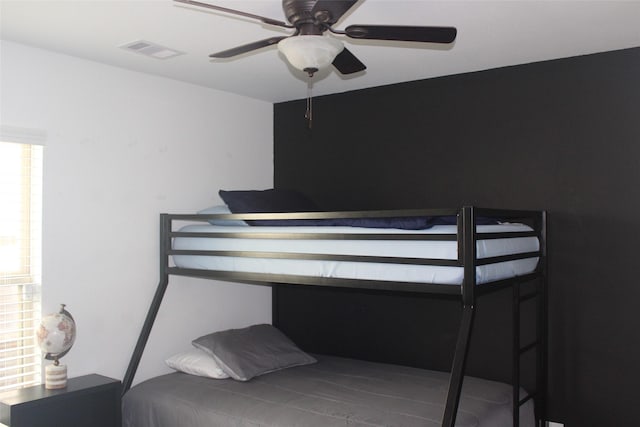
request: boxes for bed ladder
[512,276,546,427]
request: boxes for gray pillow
[192,324,316,381]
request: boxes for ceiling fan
[175,0,457,77]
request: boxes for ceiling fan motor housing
[283,0,331,31]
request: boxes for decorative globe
[36,304,76,362]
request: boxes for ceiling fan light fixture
[278,35,344,76]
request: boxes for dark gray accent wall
[273,47,640,426]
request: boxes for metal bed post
[122,214,172,395]
[537,211,549,426]
[442,206,477,427]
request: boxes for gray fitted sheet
[123,355,534,427]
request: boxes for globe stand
[45,358,67,389]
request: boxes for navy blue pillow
[257,216,440,229]
[219,189,321,214]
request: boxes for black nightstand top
[0,374,121,406]
[1,374,122,427]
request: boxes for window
[0,138,43,391]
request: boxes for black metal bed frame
[122,206,547,427]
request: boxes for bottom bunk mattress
[123,354,534,427]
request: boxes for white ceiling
[2,0,640,103]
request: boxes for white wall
[0,40,273,384]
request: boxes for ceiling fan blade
[175,0,293,28]
[345,25,457,43]
[209,36,288,58]
[332,48,366,74]
[311,0,359,25]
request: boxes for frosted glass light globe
[278,36,344,75]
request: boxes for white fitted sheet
[172,223,539,285]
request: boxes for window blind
[0,141,43,391]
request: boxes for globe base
[45,363,67,389]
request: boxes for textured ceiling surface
[2,0,640,103]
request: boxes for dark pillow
[192,324,317,381]
[219,189,321,214]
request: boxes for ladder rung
[519,340,538,355]
[519,291,538,303]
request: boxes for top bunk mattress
[171,222,540,286]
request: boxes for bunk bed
[122,202,547,427]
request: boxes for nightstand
[0,374,121,427]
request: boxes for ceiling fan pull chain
[305,75,313,129]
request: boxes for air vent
[120,40,184,60]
